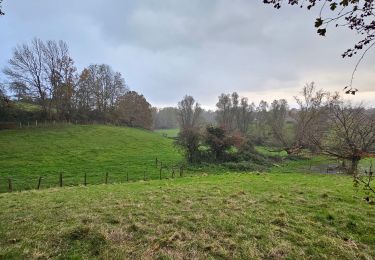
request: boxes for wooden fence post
[159,167,162,180]
[105,172,109,184]
[8,178,12,192]
[37,176,42,190]
[59,173,63,187]
[84,172,87,186]
[155,157,158,166]
[172,168,175,178]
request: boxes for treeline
[175,83,375,175]
[0,38,152,129]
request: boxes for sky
[0,0,374,109]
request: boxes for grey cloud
[0,0,374,108]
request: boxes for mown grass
[0,173,373,259]
[0,125,183,192]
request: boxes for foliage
[116,91,152,129]
[175,127,201,163]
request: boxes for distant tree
[176,96,202,163]
[263,0,375,93]
[267,84,329,154]
[3,38,78,120]
[216,93,233,130]
[176,127,201,163]
[153,107,179,129]
[116,91,152,129]
[204,125,234,161]
[293,82,329,151]
[216,92,254,133]
[4,39,49,117]
[43,40,77,120]
[75,64,128,121]
[177,95,202,129]
[267,99,291,150]
[254,100,269,143]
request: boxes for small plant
[353,163,374,203]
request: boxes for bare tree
[176,96,203,163]
[42,40,77,120]
[3,38,48,117]
[294,82,329,151]
[216,92,254,133]
[321,96,375,175]
[177,95,202,130]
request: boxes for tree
[267,99,291,150]
[263,0,375,92]
[294,82,329,151]
[3,38,77,119]
[4,39,49,117]
[176,96,203,163]
[116,91,152,129]
[177,95,202,130]
[43,40,77,120]
[153,107,179,129]
[204,125,234,161]
[216,92,255,133]
[254,100,269,144]
[176,127,201,163]
[320,96,375,175]
[75,64,128,121]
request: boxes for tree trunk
[349,156,361,176]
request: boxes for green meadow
[0,125,182,192]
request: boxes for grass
[154,128,179,138]
[0,125,183,192]
[0,173,373,259]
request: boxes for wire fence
[0,158,188,193]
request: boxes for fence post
[37,176,42,190]
[84,172,87,186]
[35,120,38,127]
[8,178,12,192]
[105,172,109,184]
[172,168,175,178]
[155,157,158,167]
[159,166,162,180]
[59,173,63,187]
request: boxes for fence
[0,158,187,193]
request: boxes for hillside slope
[0,125,182,192]
[0,173,373,259]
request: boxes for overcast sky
[0,0,374,109]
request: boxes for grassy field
[0,173,373,259]
[0,125,183,192]
[155,128,179,138]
